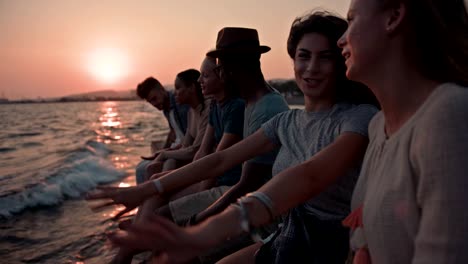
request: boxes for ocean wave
[0,140,125,218]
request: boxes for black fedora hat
[206,27,271,58]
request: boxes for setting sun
[86,47,130,84]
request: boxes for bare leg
[216,242,262,264]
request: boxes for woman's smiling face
[294,32,338,102]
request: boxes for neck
[244,81,270,105]
[365,51,440,136]
[213,89,227,103]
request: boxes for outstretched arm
[195,161,271,223]
[108,132,369,260]
[143,129,275,197]
[87,129,276,215]
[198,131,244,191]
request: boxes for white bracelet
[152,179,164,194]
[246,192,274,221]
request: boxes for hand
[86,185,152,219]
[140,153,157,160]
[107,215,214,264]
[155,151,168,162]
[141,150,164,160]
[170,144,182,150]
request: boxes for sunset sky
[0,0,352,99]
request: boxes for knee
[146,161,162,176]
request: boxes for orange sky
[0,0,352,99]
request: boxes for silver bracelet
[152,179,164,194]
[246,192,275,221]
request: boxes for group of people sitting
[87,0,468,263]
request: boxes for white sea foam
[0,141,125,218]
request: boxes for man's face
[216,58,246,97]
[145,88,166,110]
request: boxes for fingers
[146,214,180,233]
[86,186,120,200]
[113,207,134,220]
[141,155,155,160]
[90,200,117,211]
[108,229,164,252]
[122,218,177,246]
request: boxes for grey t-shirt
[262,103,378,220]
[244,91,290,165]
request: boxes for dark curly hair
[136,77,164,99]
[287,10,379,107]
[176,69,206,113]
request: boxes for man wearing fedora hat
[151,29,287,263]
[151,28,289,229]
[154,28,290,259]
[191,27,289,223]
[145,27,289,262]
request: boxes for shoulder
[336,104,379,129]
[261,109,298,130]
[255,92,290,117]
[421,83,468,121]
[273,108,299,120]
[336,103,379,119]
[223,97,246,112]
[325,103,379,138]
[417,83,468,135]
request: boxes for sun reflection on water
[95,102,132,170]
[96,102,129,145]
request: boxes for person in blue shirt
[134,77,190,184]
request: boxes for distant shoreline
[0,98,140,105]
[1,79,304,105]
[0,95,305,105]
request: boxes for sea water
[0,101,168,263]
